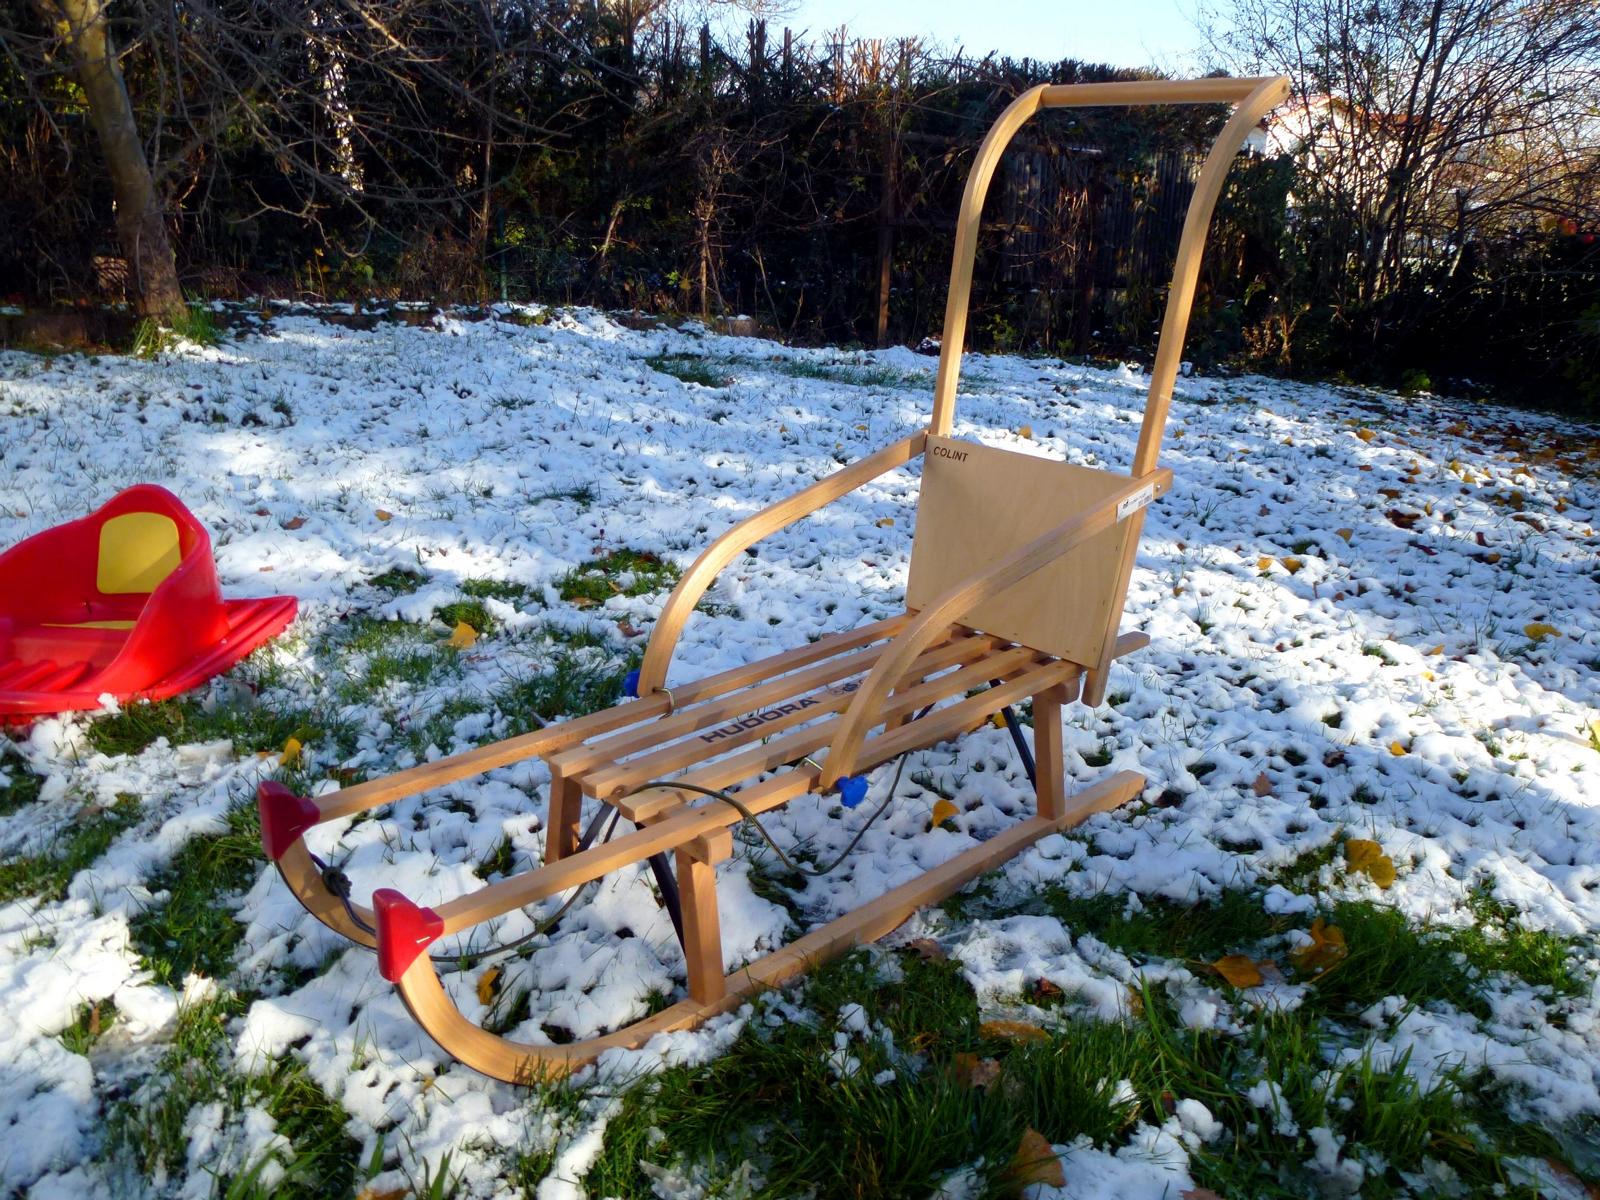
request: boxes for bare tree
[29,0,184,318]
[1207,0,1600,308]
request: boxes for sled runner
[0,485,297,719]
[255,74,1290,1082]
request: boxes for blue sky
[775,0,1212,71]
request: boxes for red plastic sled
[0,485,297,718]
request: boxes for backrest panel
[907,436,1135,667]
[98,512,183,595]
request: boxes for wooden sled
[255,74,1289,1083]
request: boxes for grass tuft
[130,303,221,358]
[555,548,679,606]
[0,795,143,903]
[108,995,360,1197]
[128,799,264,985]
[646,353,734,388]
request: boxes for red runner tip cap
[373,888,444,983]
[257,781,320,861]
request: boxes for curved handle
[927,74,1291,461]
[634,434,927,698]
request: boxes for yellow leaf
[1588,719,1600,751]
[1212,954,1264,988]
[1009,1128,1065,1189]
[1345,838,1383,869]
[281,736,303,767]
[930,798,959,828]
[1427,644,1444,655]
[979,1019,1050,1044]
[375,509,393,522]
[1389,740,1408,756]
[1290,917,1348,977]
[1017,424,1033,440]
[875,517,895,528]
[1355,428,1376,443]
[855,423,869,431]
[1257,556,1273,571]
[1336,528,1354,542]
[1282,435,1294,445]
[445,621,478,649]
[1365,855,1397,889]
[1524,622,1560,642]
[477,966,501,1005]
[356,1188,410,1200]
[1281,556,1304,574]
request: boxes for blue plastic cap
[837,775,869,809]
[623,668,640,698]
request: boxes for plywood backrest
[907,437,1136,668]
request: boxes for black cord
[622,699,938,879]
[310,804,623,971]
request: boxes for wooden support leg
[546,770,582,863]
[676,830,732,1004]
[1031,682,1072,821]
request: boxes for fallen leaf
[1031,978,1064,1001]
[1364,855,1397,888]
[477,966,501,1005]
[1524,622,1560,642]
[1017,424,1033,440]
[616,619,642,638]
[930,798,959,828]
[281,736,303,767]
[875,517,895,528]
[950,1052,1002,1089]
[1008,1128,1065,1189]
[1355,428,1376,443]
[1388,740,1408,756]
[375,509,393,522]
[905,938,947,961]
[1281,555,1304,574]
[1345,837,1396,891]
[1252,773,1273,798]
[356,1187,410,1200]
[980,1019,1050,1045]
[1290,917,1348,977]
[444,621,478,649]
[1336,527,1354,542]
[1257,555,1273,571]
[282,515,307,530]
[1428,644,1444,655]
[1182,1189,1227,1200]
[1212,954,1264,988]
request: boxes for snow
[2,307,1598,1194]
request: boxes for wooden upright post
[677,829,732,1003]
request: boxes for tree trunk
[37,0,184,320]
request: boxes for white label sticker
[1116,482,1157,521]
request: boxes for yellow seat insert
[97,512,182,595]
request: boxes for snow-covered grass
[2,306,1599,1198]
